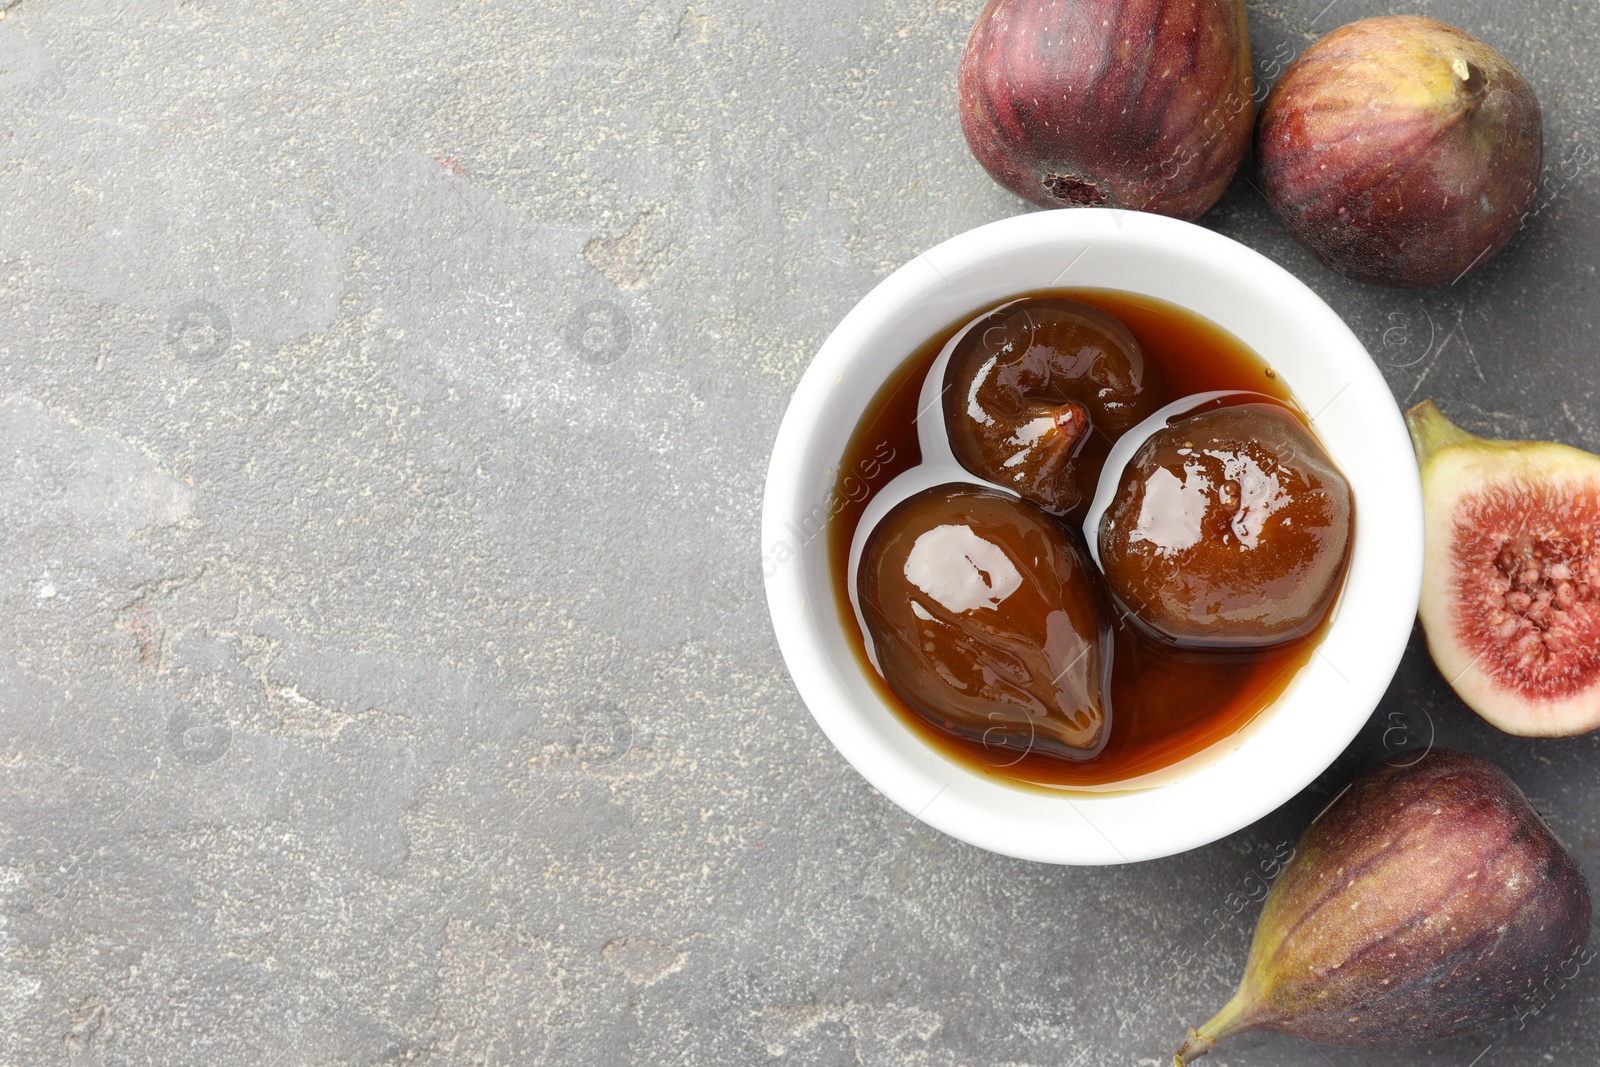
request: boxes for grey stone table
[1,0,1597,1064]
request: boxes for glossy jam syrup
[828,288,1345,791]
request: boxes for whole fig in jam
[1257,16,1543,288]
[958,0,1255,219]
[1175,751,1592,1063]
[1098,405,1352,649]
[1409,401,1600,737]
[943,297,1157,517]
[858,484,1111,761]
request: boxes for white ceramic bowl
[762,209,1423,865]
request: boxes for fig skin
[858,484,1112,761]
[958,0,1254,219]
[1256,16,1543,289]
[1175,751,1592,1064]
[1409,401,1600,737]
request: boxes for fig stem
[1452,57,1487,101]
[1173,987,1258,1066]
[1172,1029,1213,1067]
[1406,400,1477,467]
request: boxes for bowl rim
[761,208,1423,865]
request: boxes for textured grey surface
[2,0,1599,1064]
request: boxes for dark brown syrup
[829,287,1345,791]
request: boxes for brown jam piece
[859,484,1112,762]
[1098,405,1353,649]
[942,297,1158,517]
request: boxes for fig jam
[859,484,1114,764]
[829,288,1348,791]
[1099,405,1353,649]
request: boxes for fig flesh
[1257,16,1543,288]
[1175,750,1591,1064]
[942,297,1157,517]
[1409,401,1600,736]
[1098,405,1352,649]
[958,0,1254,219]
[858,484,1112,761]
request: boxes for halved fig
[1409,401,1600,736]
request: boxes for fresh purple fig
[1174,751,1591,1064]
[1257,16,1543,288]
[958,0,1254,219]
[1409,401,1600,736]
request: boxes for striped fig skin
[1256,17,1542,288]
[958,0,1253,219]
[1178,751,1590,1062]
